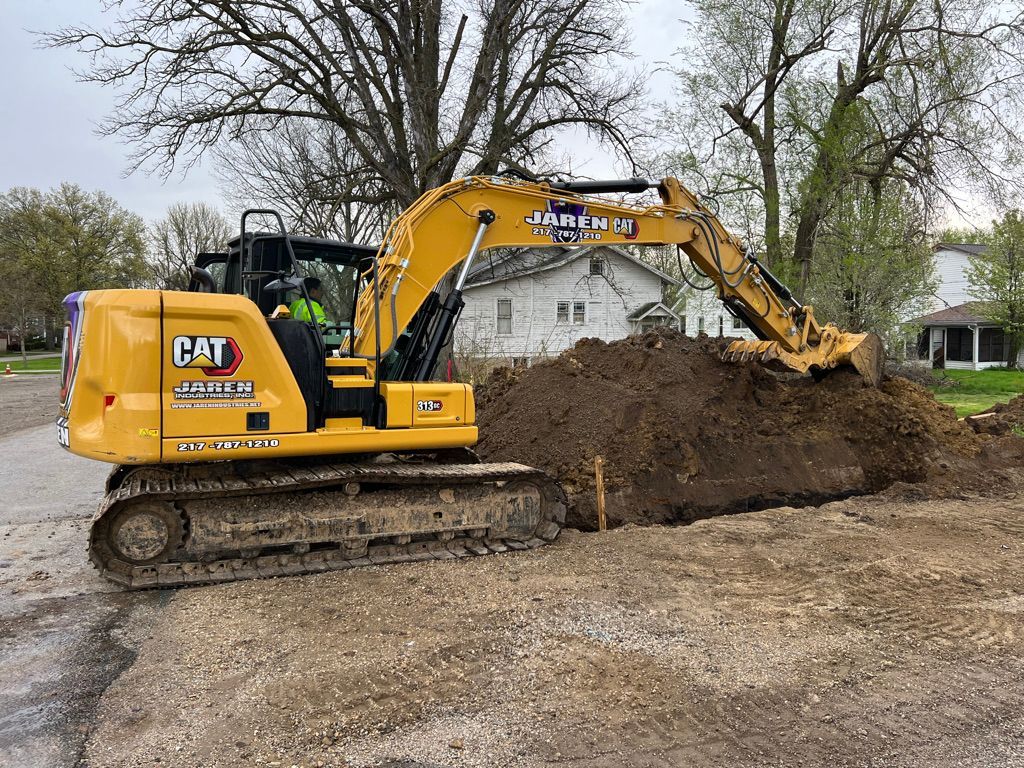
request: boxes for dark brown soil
[967,394,1024,435]
[476,329,998,530]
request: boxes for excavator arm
[351,175,884,386]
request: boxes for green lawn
[3,357,61,373]
[0,349,58,357]
[928,368,1024,418]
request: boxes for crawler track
[90,458,566,589]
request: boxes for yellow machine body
[58,174,881,589]
[58,290,475,465]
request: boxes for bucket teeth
[723,330,884,385]
[723,340,780,365]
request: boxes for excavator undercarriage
[92,455,565,588]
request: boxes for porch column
[972,324,980,370]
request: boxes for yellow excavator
[57,174,883,588]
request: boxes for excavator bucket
[724,332,885,387]
[839,332,885,388]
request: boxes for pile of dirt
[475,328,1004,530]
[964,394,1024,435]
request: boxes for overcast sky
[0,1,686,223]
[0,1,225,219]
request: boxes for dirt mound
[965,395,1024,436]
[476,328,991,530]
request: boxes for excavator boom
[350,175,884,386]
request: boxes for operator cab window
[288,248,362,326]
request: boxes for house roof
[909,301,997,326]
[464,244,680,288]
[626,301,681,321]
[935,242,988,256]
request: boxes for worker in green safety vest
[288,277,328,325]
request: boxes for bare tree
[48,0,643,210]
[150,202,233,290]
[213,119,395,242]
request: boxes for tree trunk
[44,316,55,350]
[792,208,821,299]
[761,158,783,266]
[20,309,28,367]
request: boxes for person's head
[304,277,322,300]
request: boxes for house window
[732,316,745,330]
[698,317,705,334]
[556,301,569,323]
[718,317,724,336]
[512,357,529,369]
[680,316,686,334]
[496,299,513,335]
[589,257,604,275]
[573,301,586,324]
[979,328,1012,362]
[640,316,669,332]
[945,327,974,362]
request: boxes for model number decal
[176,439,280,452]
[416,399,443,412]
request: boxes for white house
[910,301,1019,370]
[925,242,986,313]
[907,242,1023,370]
[681,285,759,341]
[457,245,683,364]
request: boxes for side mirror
[263,275,304,293]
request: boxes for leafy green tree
[810,179,936,340]
[0,251,45,364]
[0,184,148,347]
[967,211,1024,367]
[935,226,991,246]
[665,0,1024,296]
[150,202,232,290]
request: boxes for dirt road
[80,476,1024,768]
[0,375,158,768]
[0,375,59,437]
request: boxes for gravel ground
[0,375,152,768]
[0,375,59,438]
[82,475,1024,768]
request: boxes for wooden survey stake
[594,455,607,531]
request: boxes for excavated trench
[474,329,1000,532]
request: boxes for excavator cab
[186,223,377,348]
[179,216,386,433]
